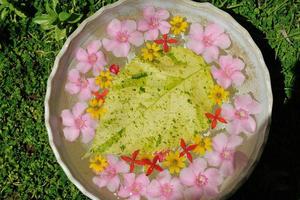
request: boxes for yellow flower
[208,85,229,105]
[89,155,108,173]
[163,151,186,174]
[141,43,161,61]
[95,71,113,88]
[193,135,212,155]
[86,98,107,119]
[170,16,188,35]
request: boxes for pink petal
[189,23,204,40]
[93,65,104,76]
[184,187,203,200]
[76,62,92,74]
[72,102,87,117]
[191,158,207,175]
[115,160,130,173]
[65,82,80,95]
[203,183,219,197]
[156,9,170,20]
[107,176,120,192]
[63,127,80,142]
[227,135,243,149]
[144,29,159,41]
[205,152,222,167]
[107,154,118,165]
[179,167,195,186]
[87,40,101,54]
[147,180,161,197]
[231,71,245,86]
[87,78,99,92]
[129,195,141,200]
[204,168,222,186]
[204,23,224,38]
[118,186,130,198]
[78,88,92,101]
[112,42,130,57]
[76,48,88,62]
[220,160,234,176]
[129,31,144,46]
[232,57,245,70]
[203,46,219,63]
[102,38,118,51]
[81,127,95,143]
[158,21,171,34]
[136,174,150,186]
[213,33,231,49]
[234,94,253,110]
[246,100,261,114]
[212,133,228,152]
[157,170,171,184]
[121,20,137,33]
[61,110,75,126]
[123,173,135,186]
[216,73,232,89]
[241,117,256,133]
[93,176,108,188]
[82,114,97,128]
[221,103,235,121]
[68,69,80,82]
[95,51,107,66]
[226,120,242,135]
[143,6,156,19]
[137,19,150,31]
[107,19,121,38]
[219,55,233,70]
[186,40,204,55]
[211,66,222,79]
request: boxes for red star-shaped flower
[141,155,163,176]
[121,150,144,173]
[154,34,177,52]
[92,89,109,101]
[205,108,227,129]
[179,138,197,162]
[154,150,170,162]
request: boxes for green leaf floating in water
[89,46,215,156]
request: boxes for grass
[0,0,299,199]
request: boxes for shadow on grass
[223,10,300,200]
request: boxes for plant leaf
[33,14,56,25]
[58,11,71,22]
[89,47,215,156]
[54,27,66,41]
[67,13,82,24]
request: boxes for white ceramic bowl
[45,0,272,199]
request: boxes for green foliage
[0,0,299,199]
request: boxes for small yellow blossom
[89,155,108,173]
[86,98,107,119]
[163,151,186,174]
[170,16,188,35]
[95,71,113,88]
[193,135,212,155]
[208,85,229,105]
[141,43,161,61]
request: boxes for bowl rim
[44,0,273,199]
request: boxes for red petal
[167,38,177,43]
[163,34,168,40]
[211,119,217,129]
[215,108,222,116]
[154,165,163,172]
[205,113,215,120]
[163,43,169,52]
[132,150,140,159]
[121,156,132,163]
[146,167,154,176]
[187,153,193,162]
[180,139,186,148]
[130,163,134,172]
[179,151,185,157]
[154,39,164,44]
[187,144,198,151]
[217,117,227,123]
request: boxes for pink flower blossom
[211,55,245,89]
[61,102,97,143]
[179,158,223,199]
[118,173,150,200]
[65,69,99,101]
[147,170,183,200]
[102,19,144,57]
[75,40,107,76]
[93,155,129,192]
[222,94,261,135]
[138,6,171,41]
[205,133,243,176]
[187,23,231,63]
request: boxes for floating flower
[154,34,177,53]
[205,133,243,176]
[93,155,129,192]
[147,170,183,200]
[187,23,231,63]
[75,40,107,76]
[102,19,144,57]
[211,55,245,89]
[109,64,120,75]
[65,69,99,101]
[170,16,188,35]
[179,138,197,162]
[86,98,107,119]
[138,6,171,40]
[121,150,144,173]
[61,102,97,143]
[154,150,170,162]
[205,108,227,129]
[92,89,109,100]
[221,94,261,135]
[180,158,223,199]
[118,173,150,200]
[95,71,113,89]
[89,155,108,174]
[193,135,212,156]
[163,151,186,174]
[208,85,229,105]
[141,42,161,61]
[141,155,163,176]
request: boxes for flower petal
[107,19,122,38]
[186,40,204,55]
[203,46,219,63]
[87,40,101,54]
[184,187,203,200]
[221,103,235,121]
[78,88,92,101]
[102,38,118,51]
[234,94,253,110]
[147,180,160,197]
[65,82,80,95]
[156,8,169,20]
[219,55,233,69]
[116,160,130,173]
[112,42,131,57]
[220,160,234,176]
[121,20,137,33]
[204,168,222,186]
[93,176,108,188]
[241,117,256,133]
[81,127,95,143]
[107,176,120,192]
[76,48,88,62]
[143,6,156,19]
[189,23,204,40]
[72,102,87,117]
[231,71,245,86]
[205,23,224,38]
[136,173,150,186]
[76,62,92,74]
[205,151,221,167]
[68,69,80,82]
[61,110,75,126]
[144,29,159,41]
[179,167,195,186]
[213,33,231,49]
[138,19,150,31]
[227,135,243,149]
[246,100,261,114]
[63,127,80,142]
[129,31,144,46]
[191,158,207,175]
[212,133,228,152]
[107,154,118,165]
[123,173,135,186]
[158,21,171,34]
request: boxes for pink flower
[76,40,107,76]
[102,19,144,57]
[61,102,97,143]
[65,69,99,101]
[118,173,150,200]
[187,23,231,63]
[205,133,243,176]
[179,158,223,199]
[147,170,183,200]
[93,155,129,192]
[222,94,261,135]
[211,55,245,89]
[138,6,171,41]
